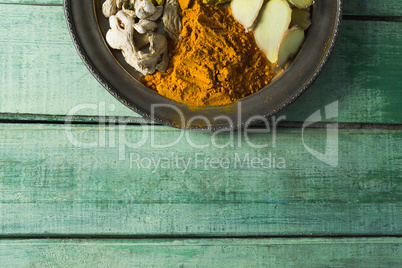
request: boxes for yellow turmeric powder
[143,0,274,107]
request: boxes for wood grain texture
[0,5,401,124]
[0,0,60,4]
[0,238,401,267]
[1,0,402,16]
[277,19,402,124]
[344,0,402,16]
[0,124,400,236]
[0,4,135,118]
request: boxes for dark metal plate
[64,0,342,130]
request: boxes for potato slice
[254,0,292,63]
[277,26,305,68]
[290,8,311,30]
[288,0,314,9]
[230,0,264,29]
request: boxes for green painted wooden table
[0,0,401,267]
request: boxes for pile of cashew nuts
[102,0,181,75]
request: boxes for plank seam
[1,3,402,22]
[343,15,402,22]
[1,235,401,240]
[0,118,401,130]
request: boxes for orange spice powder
[143,0,274,106]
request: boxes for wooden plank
[0,4,136,118]
[0,0,60,4]
[344,0,402,16]
[0,124,400,235]
[0,238,401,267]
[1,0,402,16]
[0,6,401,124]
[277,19,402,124]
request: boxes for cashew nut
[134,19,158,34]
[106,11,169,75]
[102,0,118,18]
[135,0,164,20]
[163,0,182,40]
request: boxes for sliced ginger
[253,0,292,63]
[288,0,314,9]
[290,8,311,30]
[277,26,305,68]
[230,0,264,29]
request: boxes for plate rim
[63,0,343,131]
